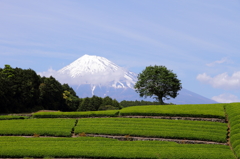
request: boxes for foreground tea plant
[0,119,76,137]
[0,136,235,159]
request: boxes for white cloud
[212,94,240,103]
[196,72,240,90]
[206,57,228,67]
[38,69,95,85]
[38,68,136,87]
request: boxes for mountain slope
[57,54,216,104]
[58,54,137,89]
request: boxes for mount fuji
[56,54,216,104]
[58,55,137,94]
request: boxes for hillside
[0,103,239,159]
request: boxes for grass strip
[33,110,119,118]
[120,104,226,119]
[0,118,76,137]
[75,118,227,143]
[0,136,235,159]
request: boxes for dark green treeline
[0,65,120,113]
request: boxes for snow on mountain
[59,54,120,77]
[58,54,137,90]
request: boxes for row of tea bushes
[0,136,235,159]
[75,118,227,143]
[226,103,240,158]
[0,118,76,137]
[0,117,227,143]
[119,104,226,119]
[32,104,226,119]
[33,110,119,118]
[0,115,28,120]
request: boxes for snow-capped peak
[58,54,137,89]
[58,54,120,76]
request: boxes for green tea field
[0,103,239,159]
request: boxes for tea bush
[0,119,76,136]
[226,103,240,158]
[0,115,28,120]
[33,110,119,118]
[0,136,235,159]
[120,104,226,119]
[75,118,227,142]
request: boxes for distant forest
[0,65,162,113]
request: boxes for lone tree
[134,65,182,104]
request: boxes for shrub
[98,105,119,110]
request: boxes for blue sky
[1,0,240,103]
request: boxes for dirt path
[81,134,228,145]
[0,133,228,145]
[120,116,226,123]
[73,116,226,123]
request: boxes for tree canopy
[134,65,182,104]
[0,65,79,113]
[0,65,121,113]
[0,65,41,113]
[77,96,120,111]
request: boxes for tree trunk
[158,96,164,105]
